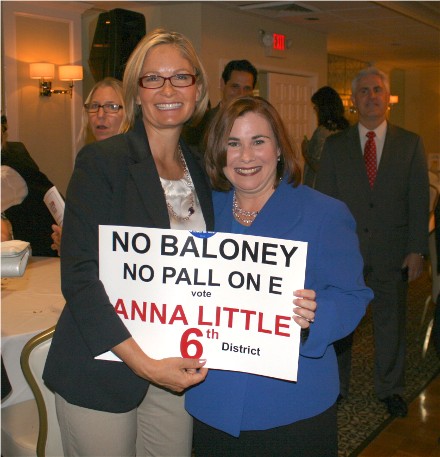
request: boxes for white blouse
[160,175,206,231]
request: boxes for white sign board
[97,226,308,381]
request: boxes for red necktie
[364,131,377,188]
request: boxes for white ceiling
[215,1,440,69]
[81,1,440,70]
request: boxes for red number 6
[180,328,204,358]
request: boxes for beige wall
[16,15,72,195]
[2,1,85,196]
[404,67,440,158]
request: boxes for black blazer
[43,119,214,412]
[2,142,57,256]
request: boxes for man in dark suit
[315,67,429,417]
[182,59,258,152]
[1,115,57,256]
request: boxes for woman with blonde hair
[44,28,213,456]
[79,76,129,143]
[51,77,129,255]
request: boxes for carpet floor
[337,263,440,457]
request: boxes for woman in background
[302,86,349,187]
[50,77,128,255]
[79,76,128,143]
[44,29,213,456]
[185,96,372,457]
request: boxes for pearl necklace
[232,192,259,225]
[165,145,196,222]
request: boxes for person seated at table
[2,164,28,212]
[50,77,128,255]
[1,164,29,242]
[1,115,58,256]
[185,96,373,457]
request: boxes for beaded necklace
[232,191,259,225]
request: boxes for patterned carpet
[337,263,440,457]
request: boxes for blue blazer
[185,179,373,436]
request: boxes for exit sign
[272,33,286,51]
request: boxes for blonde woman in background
[50,77,128,255]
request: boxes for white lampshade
[29,63,55,79]
[389,95,399,104]
[59,65,83,81]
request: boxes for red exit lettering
[273,33,285,51]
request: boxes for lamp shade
[389,95,399,104]
[59,65,83,81]
[29,63,54,79]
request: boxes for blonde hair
[79,77,129,143]
[123,28,209,128]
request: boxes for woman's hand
[112,337,208,393]
[292,289,317,329]
[144,357,208,392]
[50,224,62,256]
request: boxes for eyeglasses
[84,103,123,113]
[138,74,197,89]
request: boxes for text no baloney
[112,231,300,287]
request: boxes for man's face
[351,74,390,127]
[221,70,255,104]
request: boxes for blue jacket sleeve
[301,200,373,357]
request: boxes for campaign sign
[97,225,308,381]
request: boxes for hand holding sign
[112,336,207,393]
[292,289,317,327]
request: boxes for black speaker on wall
[89,9,146,82]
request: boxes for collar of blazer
[215,179,303,239]
[125,117,214,230]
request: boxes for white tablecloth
[1,256,64,408]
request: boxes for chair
[1,326,64,457]
[421,231,439,357]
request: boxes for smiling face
[137,44,201,133]
[88,86,124,141]
[351,73,390,129]
[224,111,279,204]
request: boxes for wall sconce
[58,65,83,98]
[29,62,55,96]
[30,63,83,98]
[389,95,399,108]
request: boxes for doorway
[259,72,317,172]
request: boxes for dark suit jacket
[43,118,214,412]
[2,142,57,256]
[315,123,429,279]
